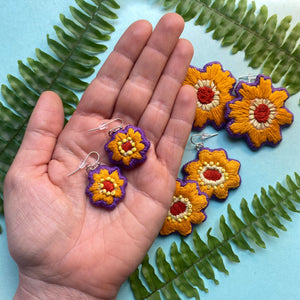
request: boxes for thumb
[12,91,64,171]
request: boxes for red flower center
[103,181,114,192]
[254,104,270,123]
[170,201,187,216]
[197,86,215,104]
[122,141,132,152]
[203,169,222,181]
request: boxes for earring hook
[190,132,218,150]
[238,75,257,83]
[88,118,124,135]
[68,151,100,176]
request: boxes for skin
[4,13,196,299]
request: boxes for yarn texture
[86,165,127,209]
[182,148,241,201]
[225,74,293,150]
[160,179,208,236]
[105,125,150,169]
[183,62,236,131]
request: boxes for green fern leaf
[159,0,300,99]
[253,193,287,231]
[141,255,163,296]
[180,240,209,292]
[240,198,279,237]
[170,242,201,300]
[130,173,300,299]
[193,229,222,280]
[228,204,266,248]
[220,213,255,252]
[207,228,240,262]
[129,267,150,300]
[156,248,181,299]
[0,0,119,218]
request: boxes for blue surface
[1,0,300,299]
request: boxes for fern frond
[159,0,300,97]
[130,172,300,299]
[0,0,120,216]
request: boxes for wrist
[15,272,114,300]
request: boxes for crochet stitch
[105,125,150,169]
[86,165,127,209]
[225,74,293,150]
[183,61,236,131]
[182,148,241,201]
[160,179,208,236]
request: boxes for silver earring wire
[68,151,100,177]
[238,75,257,83]
[88,118,124,135]
[190,132,218,151]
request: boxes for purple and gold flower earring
[182,133,241,201]
[68,151,127,210]
[225,74,294,150]
[183,61,236,131]
[89,119,151,169]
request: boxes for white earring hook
[190,132,218,150]
[67,151,100,176]
[238,74,257,83]
[88,118,124,134]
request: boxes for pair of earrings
[160,132,241,237]
[68,120,150,210]
[183,62,293,150]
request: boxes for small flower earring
[182,133,241,201]
[89,118,151,169]
[68,151,127,210]
[225,74,294,150]
[159,178,209,236]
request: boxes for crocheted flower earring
[159,178,209,236]
[68,151,127,209]
[182,133,241,201]
[183,61,236,131]
[225,74,294,150]
[89,119,151,169]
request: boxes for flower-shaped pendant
[160,179,208,236]
[86,165,127,209]
[182,148,241,201]
[105,125,150,169]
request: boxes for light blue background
[0,0,299,299]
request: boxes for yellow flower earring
[183,61,236,131]
[68,151,127,210]
[182,133,241,201]
[160,178,209,236]
[89,119,150,169]
[225,74,294,150]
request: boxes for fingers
[156,85,197,177]
[138,38,194,144]
[75,19,153,118]
[51,13,191,162]
[11,91,64,172]
[113,13,185,124]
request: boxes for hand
[4,13,196,299]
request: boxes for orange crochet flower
[225,75,293,150]
[160,179,208,236]
[182,148,241,201]
[183,62,236,131]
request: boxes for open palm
[4,13,196,299]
